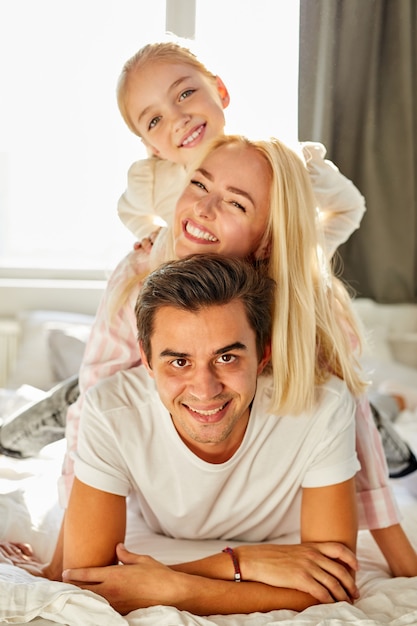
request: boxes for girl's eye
[148,115,162,130]
[179,89,195,101]
[217,354,236,364]
[190,179,207,192]
[172,358,189,368]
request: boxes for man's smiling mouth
[187,402,228,416]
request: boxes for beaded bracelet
[222,546,242,582]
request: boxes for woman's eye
[230,200,247,213]
[148,115,161,130]
[179,89,195,101]
[190,179,207,192]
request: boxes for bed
[1,301,417,625]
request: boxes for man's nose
[188,366,223,400]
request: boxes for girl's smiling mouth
[180,124,206,147]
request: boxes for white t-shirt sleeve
[74,385,132,496]
[302,382,360,488]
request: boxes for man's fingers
[318,542,359,571]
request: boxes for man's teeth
[182,126,203,146]
[186,222,218,241]
[189,404,225,416]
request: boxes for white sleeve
[302,382,360,488]
[74,387,131,497]
[301,142,367,259]
[117,158,188,240]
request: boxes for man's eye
[179,89,195,101]
[190,179,207,191]
[172,358,189,368]
[217,354,236,364]
[148,115,161,130]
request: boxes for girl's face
[174,143,271,259]
[125,61,229,168]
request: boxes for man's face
[140,301,270,463]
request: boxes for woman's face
[174,143,271,259]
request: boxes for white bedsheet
[1,429,417,626]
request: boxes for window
[0,0,299,278]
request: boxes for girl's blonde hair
[117,42,217,137]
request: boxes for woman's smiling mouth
[184,220,218,242]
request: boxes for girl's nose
[173,110,192,133]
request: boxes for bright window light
[0,0,299,275]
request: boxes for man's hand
[236,542,359,603]
[62,544,187,615]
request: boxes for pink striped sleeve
[58,250,149,507]
[354,395,401,529]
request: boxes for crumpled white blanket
[1,560,417,626]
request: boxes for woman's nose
[193,195,218,220]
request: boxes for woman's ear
[216,76,230,109]
[254,237,271,261]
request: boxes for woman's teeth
[186,222,218,242]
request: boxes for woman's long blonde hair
[111,134,367,414]
[185,135,367,414]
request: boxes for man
[62,254,360,615]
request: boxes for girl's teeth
[182,126,203,146]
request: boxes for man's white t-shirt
[75,368,359,543]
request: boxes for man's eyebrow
[159,342,247,359]
[213,342,247,355]
[194,168,256,207]
[138,76,191,126]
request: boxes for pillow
[47,323,92,382]
[7,311,94,391]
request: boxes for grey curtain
[298,0,417,303]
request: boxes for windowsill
[0,277,106,317]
